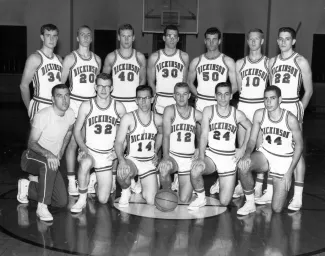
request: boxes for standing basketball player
[115,85,163,207]
[61,25,101,196]
[158,82,202,203]
[188,82,251,209]
[235,28,269,199]
[147,24,190,115]
[268,27,313,211]
[20,24,62,120]
[70,73,126,213]
[17,84,75,221]
[103,23,147,194]
[237,86,303,215]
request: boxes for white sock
[197,191,205,200]
[246,194,255,203]
[294,185,303,199]
[68,176,76,183]
[79,193,87,202]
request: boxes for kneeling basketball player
[237,86,303,215]
[189,82,252,209]
[116,85,163,207]
[158,82,202,203]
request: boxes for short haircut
[96,73,112,85]
[136,85,153,97]
[278,27,296,39]
[174,82,190,93]
[204,27,221,39]
[51,84,69,96]
[118,23,134,35]
[41,24,59,35]
[265,85,281,97]
[164,24,179,36]
[215,82,232,94]
[247,28,264,39]
[77,25,91,36]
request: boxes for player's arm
[198,106,211,160]
[224,56,238,94]
[235,109,252,160]
[94,54,102,74]
[193,109,203,159]
[137,52,147,85]
[102,52,115,74]
[181,51,190,82]
[58,124,74,160]
[115,101,127,119]
[154,114,163,154]
[161,106,174,161]
[115,113,132,164]
[147,52,158,95]
[28,115,60,171]
[296,56,313,109]
[74,101,90,153]
[283,113,303,189]
[235,58,244,93]
[268,57,276,82]
[187,57,199,96]
[61,53,75,84]
[19,53,41,111]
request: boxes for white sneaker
[131,180,142,194]
[171,174,179,192]
[36,203,53,221]
[210,179,220,195]
[88,172,97,194]
[237,201,256,216]
[17,179,29,204]
[119,188,131,207]
[110,175,116,194]
[254,186,263,199]
[288,197,302,211]
[68,179,78,196]
[255,190,272,205]
[70,198,87,213]
[233,183,244,198]
[188,196,206,210]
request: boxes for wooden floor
[0,103,325,256]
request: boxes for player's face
[247,32,264,51]
[215,86,232,107]
[41,29,58,49]
[96,78,112,99]
[174,86,190,107]
[118,29,134,49]
[77,27,92,47]
[136,90,152,112]
[204,33,220,52]
[277,32,296,52]
[52,88,70,112]
[163,29,179,49]
[264,90,281,111]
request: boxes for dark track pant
[21,150,67,207]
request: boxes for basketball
[154,189,179,212]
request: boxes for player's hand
[191,148,199,161]
[152,153,159,166]
[281,170,293,191]
[108,150,117,161]
[237,155,251,172]
[233,147,245,164]
[46,152,60,171]
[191,159,206,171]
[117,160,131,181]
[158,159,172,172]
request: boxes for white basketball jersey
[69,51,99,101]
[85,98,119,153]
[270,52,302,103]
[260,109,293,156]
[196,53,229,101]
[111,49,141,101]
[128,111,157,161]
[170,105,196,157]
[32,50,62,104]
[239,56,269,103]
[155,49,185,97]
[207,106,237,155]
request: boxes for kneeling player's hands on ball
[238,155,251,172]
[117,160,131,180]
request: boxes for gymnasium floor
[0,102,325,256]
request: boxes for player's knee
[272,204,283,213]
[97,193,109,204]
[79,158,92,172]
[159,167,170,178]
[179,193,191,204]
[57,196,68,208]
[143,193,155,205]
[219,196,231,206]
